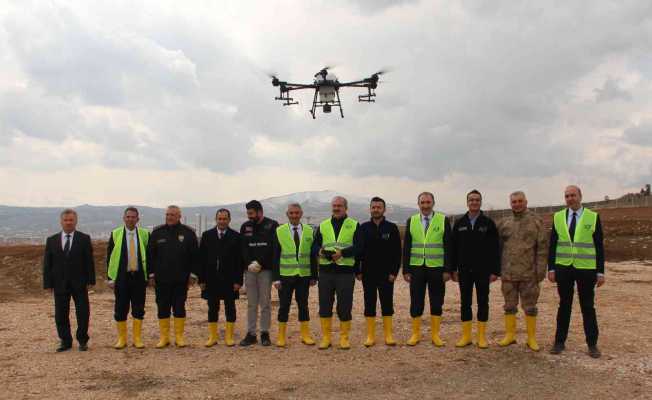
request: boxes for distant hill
[0,190,419,242]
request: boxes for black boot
[588,345,601,358]
[239,333,258,346]
[549,342,565,355]
[260,331,271,346]
[56,341,72,353]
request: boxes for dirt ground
[1,207,652,399]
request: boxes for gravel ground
[2,261,651,399]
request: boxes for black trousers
[362,278,394,317]
[458,270,490,322]
[554,267,599,346]
[409,266,445,317]
[54,283,90,345]
[277,276,311,322]
[318,271,355,321]
[155,282,188,319]
[207,296,236,323]
[114,272,146,321]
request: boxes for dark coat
[106,227,147,283]
[147,223,199,284]
[43,231,95,293]
[450,212,500,275]
[357,218,402,282]
[240,217,279,271]
[199,227,243,299]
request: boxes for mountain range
[0,190,419,242]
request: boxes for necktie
[569,212,577,241]
[218,230,223,240]
[293,226,300,258]
[128,232,137,272]
[64,234,71,255]
[424,217,430,233]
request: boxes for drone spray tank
[315,72,338,113]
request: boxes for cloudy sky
[1,0,651,212]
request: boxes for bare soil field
[1,207,651,399]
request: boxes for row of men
[42,185,604,357]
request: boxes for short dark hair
[370,196,386,207]
[417,192,435,202]
[245,200,263,212]
[216,208,231,218]
[124,206,139,216]
[466,190,482,200]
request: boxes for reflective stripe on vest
[319,217,357,266]
[553,208,597,269]
[277,223,313,277]
[409,213,446,267]
[108,227,149,280]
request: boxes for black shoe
[588,345,601,358]
[549,342,565,355]
[79,342,88,351]
[239,333,258,346]
[56,342,72,353]
[260,331,271,346]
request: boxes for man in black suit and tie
[43,209,96,352]
[199,208,243,347]
[548,185,605,358]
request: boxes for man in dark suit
[106,206,150,349]
[548,185,605,358]
[43,208,95,352]
[199,208,243,347]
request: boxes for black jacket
[147,223,199,284]
[43,231,95,293]
[311,216,361,274]
[357,218,402,282]
[271,224,318,281]
[450,212,500,275]
[106,227,147,283]
[402,214,453,274]
[548,209,605,274]
[240,217,279,271]
[199,227,243,299]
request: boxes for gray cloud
[623,121,652,146]
[595,78,633,102]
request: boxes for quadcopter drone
[269,67,387,119]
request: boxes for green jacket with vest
[402,212,452,274]
[273,223,318,280]
[106,226,150,281]
[548,207,605,274]
[311,216,361,274]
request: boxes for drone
[269,67,387,119]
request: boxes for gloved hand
[247,261,262,273]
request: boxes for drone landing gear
[310,89,344,119]
[275,91,298,106]
[358,87,376,103]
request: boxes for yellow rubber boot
[225,322,235,346]
[476,321,488,349]
[132,318,145,349]
[174,317,187,348]
[339,320,351,350]
[498,314,517,347]
[114,321,127,349]
[525,315,540,352]
[156,318,171,348]
[363,317,376,347]
[430,316,445,347]
[277,322,287,347]
[407,317,421,346]
[300,321,315,345]
[455,321,473,347]
[318,317,332,350]
[205,322,219,347]
[382,316,397,346]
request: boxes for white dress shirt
[420,213,434,233]
[567,207,584,226]
[290,223,303,239]
[61,231,75,251]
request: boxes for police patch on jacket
[178,235,184,242]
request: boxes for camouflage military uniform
[497,210,547,316]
